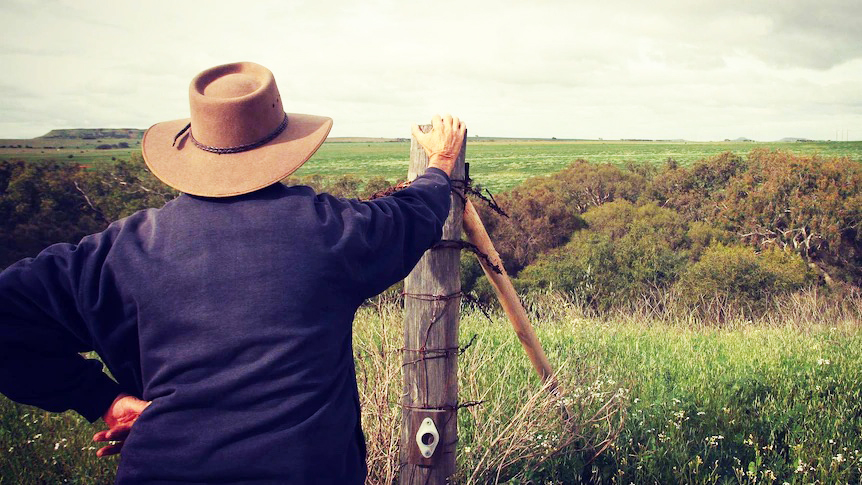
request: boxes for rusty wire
[362,170,508,218]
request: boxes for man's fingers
[411,124,427,141]
[96,442,124,457]
[106,426,131,441]
[431,114,443,131]
[452,116,461,131]
[94,425,132,442]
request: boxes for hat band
[172,114,289,154]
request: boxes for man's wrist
[428,155,455,176]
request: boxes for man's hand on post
[93,393,151,457]
[412,114,467,177]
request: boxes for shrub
[281,174,403,200]
[515,201,691,311]
[475,176,586,274]
[476,160,646,274]
[585,200,689,250]
[73,154,176,222]
[0,161,104,267]
[715,150,862,287]
[676,244,814,314]
[516,231,623,311]
[758,247,816,293]
[645,151,746,221]
[554,159,648,213]
[687,221,734,261]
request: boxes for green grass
[563,316,862,484]
[3,295,861,484]
[4,140,861,193]
[299,140,862,193]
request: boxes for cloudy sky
[1,0,860,141]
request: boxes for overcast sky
[1,0,860,141]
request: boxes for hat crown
[189,62,284,148]
[203,73,261,99]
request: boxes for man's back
[0,170,451,483]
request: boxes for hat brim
[142,113,332,197]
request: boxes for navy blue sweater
[0,168,451,484]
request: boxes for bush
[645,151,747,221]
[676,244,814,314]
[281,174,403,200]
[516,231,623,310]
[475,176,586,274]
[687,221,734,261]
[0,161,104,267]
[587,200,689,289]
[476,161,646,274]
[514,200,692,311]
[715,150,862,286]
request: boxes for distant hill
[778,137,816,143]
[38,128,145,140]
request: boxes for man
[0,61,466,483]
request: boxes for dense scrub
[0,155,174,268]
[0,157,400,269]
[472,150,862,316]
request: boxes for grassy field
[3,293,861,484]
[3,138,861,193]
[300,140,862,193]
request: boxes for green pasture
[0,136,140,170]
[3,140,861,193]
[297,140,862,193]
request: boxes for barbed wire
[363,163,509,218]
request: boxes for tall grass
[354,296,625,484]
[2,290,861,483]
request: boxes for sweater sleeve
[322,167,452,300]
[0,235,123,423]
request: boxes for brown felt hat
[142,62,332,197]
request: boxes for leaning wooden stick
[462,198,557,390]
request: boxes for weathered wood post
[400,124,466,484]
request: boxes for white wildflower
[705,435,724,447]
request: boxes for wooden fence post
[400,124,466,484]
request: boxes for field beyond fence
[3,138,861,193]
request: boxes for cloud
[0,0,860,140]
